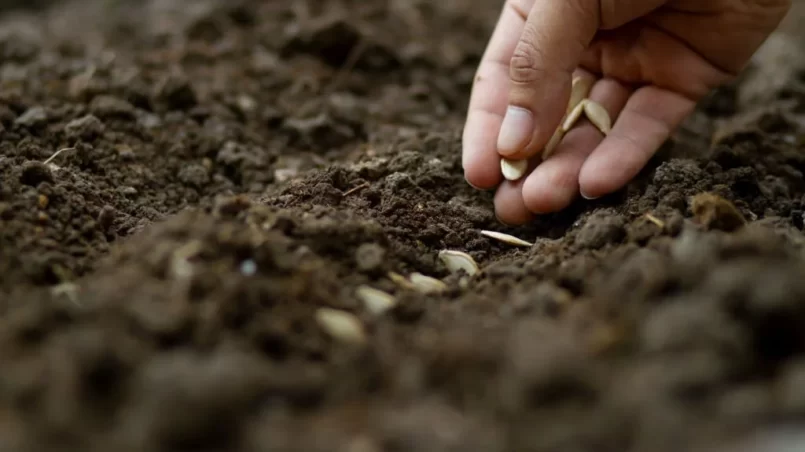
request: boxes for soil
[2,1,805,451]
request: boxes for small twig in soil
[342,182,370,197]
[43,147,75,166]
[644,213,665,228]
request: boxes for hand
[462,0,791,225]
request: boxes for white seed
[568,75,594,114]
[356,285,397,315]
[408,272,448,294]
[438,250,479,276]
[480,230,533,247]
[315,308,366,344]
[562,99,587,132]
[500,158,528,181]
[388,271,414,289]
[170,240,203,280]
[541,126,564,160]
[583,100,611,135]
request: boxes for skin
[462,0,792,225]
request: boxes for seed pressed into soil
[1,1,805,452]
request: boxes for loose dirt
[2,1,805,451]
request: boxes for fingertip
[577,144,633,199]
[493,181,534,225]
[462,114,504,190]
[465,172,499,191]
[521,164,577,214]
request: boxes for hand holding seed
[463,0,791,225]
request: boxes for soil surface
[2,1,805,451]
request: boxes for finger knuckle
[509,37,547,84]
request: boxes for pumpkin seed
[562,99,587,132]
[409,272,448,294]
[500,158,528,181]
[388,271,414,289]
[583,100,611,135]
[315,308,366,344]
[568,75,594,114]
[480,230,533,247]
[438,250,479,276]
[356,285,397,315]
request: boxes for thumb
[496,0,601,159]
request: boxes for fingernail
[580,191,600,200]
[494,212,517,226]
[466,179,489,191]
[497,106,534,156]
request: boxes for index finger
[462,0,533,190]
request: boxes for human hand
[462,0,791,225]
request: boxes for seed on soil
[562,99,587,132]
[480,230,533,247]
[644,213,665,228]
[583,100,611,135]
[438,250,479,276]
[315,307,366,344]
[408,272,448,293]
[356,285,397,315]
[501,158,528,181]
[388,271,414,288]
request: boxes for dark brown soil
[3,1,805,451]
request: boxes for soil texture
[3,1,805,451]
